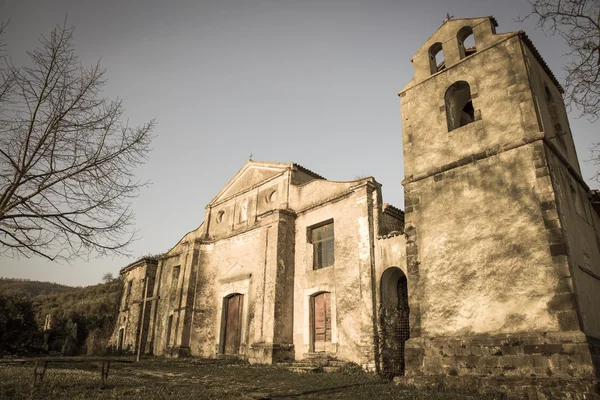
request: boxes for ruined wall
[108,260,157,354]
[150,253,182,356]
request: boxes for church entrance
[312,292,332,352]
[379,267,410,378]
[222,294,243,354]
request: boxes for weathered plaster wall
[207,174,289,239]
[399,17,599,390]
[408,18,507,86]
[402,35,539,181]
[374,234,407,304]
[289,179,364,212]
[407,145,568,335]
[292,183,378,368]
[194,226,264,358]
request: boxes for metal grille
[380,274,410,378]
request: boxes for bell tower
[399,16,599,392]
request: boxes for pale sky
[0,0,597,287]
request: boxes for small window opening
[545,85,554,103]
[457,26,476,59]
[170,266,180,305]
[124,280,133,306]
[239,199,248,222]
[216,210,225,223]
[445,81,475,131]
[428,42,445,74]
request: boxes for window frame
[308,219,335,270]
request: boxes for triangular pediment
[209,161,291,206]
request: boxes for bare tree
[520,0,600,121]
[0,20,155,261]
[102,272,115,283]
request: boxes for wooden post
[136,277,148,362]
[31,361,39,387]
[32,361,48,387]
[100,360,110,387]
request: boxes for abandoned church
[109,16,600,394]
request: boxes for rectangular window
[170,266,181,305]
[309,221,334,270]
[124,280,133,306]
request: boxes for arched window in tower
[445,81,475,131]
[457,26,476,59]
[428,42,445,74]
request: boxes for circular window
[216,210,225,223]
[266,190,277,204]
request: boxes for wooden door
[224,294,243,354]
[313,292,332,352]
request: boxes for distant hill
[0,278,122,356]
[0,277,74,297]
[32,280,122,331]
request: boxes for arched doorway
[379,267,409,378]
[221,293,243,355]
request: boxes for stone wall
[107,259,157,354]
[398,16,599,395]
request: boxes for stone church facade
[109,160,407,372]
[110,16,600,394]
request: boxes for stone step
[302,352,335,360]
[327,360,347,367]
[286,366,322,373]
[277,359,350,374]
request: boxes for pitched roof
[208,160,325,206]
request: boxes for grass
[0,357,503,399]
